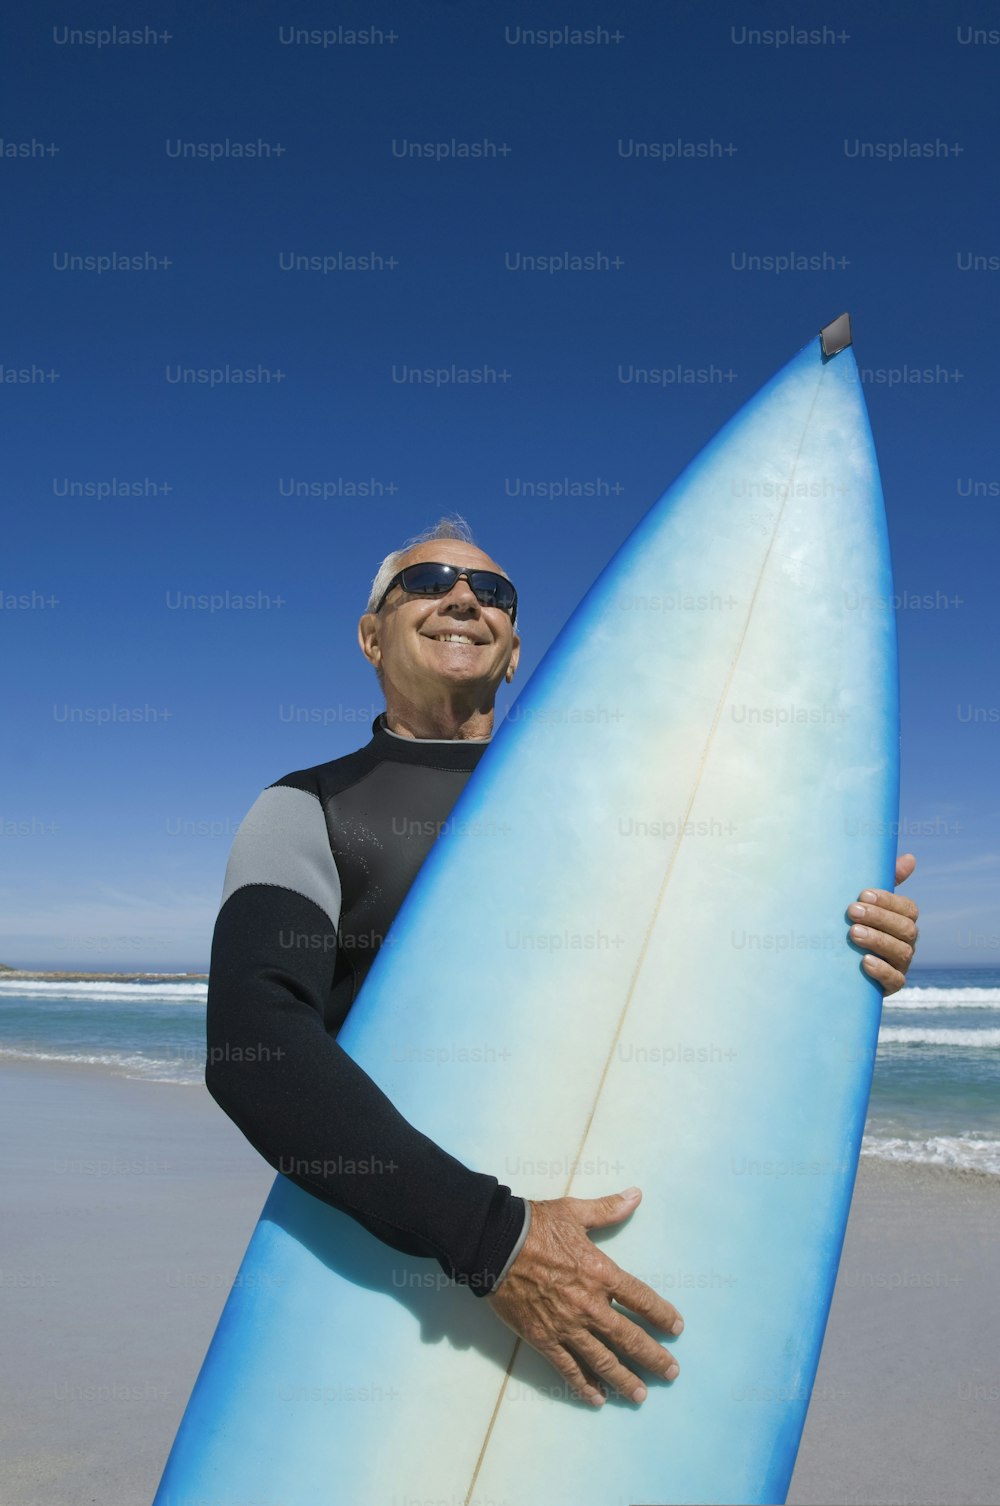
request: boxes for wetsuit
[205,712,530,1294]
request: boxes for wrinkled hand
[848,853,919,995]
[486,1187,682,1408]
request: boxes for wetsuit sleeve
[204,781,527,1295]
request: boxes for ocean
[2,966,998,1176]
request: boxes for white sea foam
[883,987,1000,1010]
[862,1133,1000,1177]
[0,980,207,1003]
[0,1045,201,1084]
[878,1027,1000,1048]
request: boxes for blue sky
[2,0,998,967]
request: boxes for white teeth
[432,634,477,644]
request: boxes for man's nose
[439,574,479,611]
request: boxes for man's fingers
[850,884,918,997]
[862,954,908,995]
[895,853,917,886]
[571,1329,648,1404]
[848,902,916,971]
[856,887,919,922]
[849,901,919,947]
[535,1340,605,1408]
[609,1267,685,1336]
[851,927,913,972]
[601,1305,680,1383]
[575,1188,642,1230]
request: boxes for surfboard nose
[820,311,852,358]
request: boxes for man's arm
[205,780,527,1294]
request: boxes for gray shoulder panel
[220,784,342,929]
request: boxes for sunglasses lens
[474,576,515,610]
[400,563,453,596]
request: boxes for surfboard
[152,313,898,1506]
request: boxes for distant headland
[0,964,209,982]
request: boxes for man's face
[359,539,520,701]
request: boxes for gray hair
[365,513,515,620]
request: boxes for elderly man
[206,516,919,1410]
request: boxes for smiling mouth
[427,633,482,645]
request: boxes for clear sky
[2,0,997,967]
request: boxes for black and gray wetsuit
[205,712,530,1295]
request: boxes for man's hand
[847,853,919,996]
[486,1187,682,1408]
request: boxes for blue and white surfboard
[153,314,898,1506]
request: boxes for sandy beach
[2,1060,998,1506]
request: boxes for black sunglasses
[374,562,518,623]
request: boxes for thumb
[579,1186,642,1230]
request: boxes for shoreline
[2,1060,998,1503]
[5,1049,1000,1179]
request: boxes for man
[206,516,919,1411]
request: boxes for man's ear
[357,613,380,672]
[504,632,521,684]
